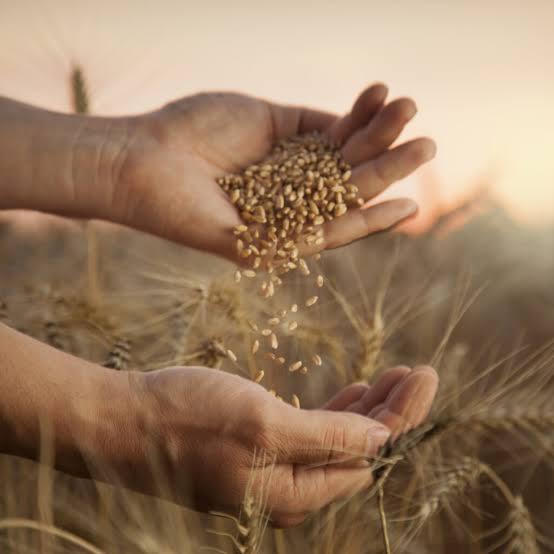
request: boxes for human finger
[341,97,417,166]
[351,137,436,200]
[268,463,374,518]
[326,83,388,146]
[322,382,370,411]
[344,366,412,414]
[273,405,390,465]
[310,198,418,252]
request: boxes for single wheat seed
[289,361,303,372]
[299,259,310,276]
[254,370,264,383]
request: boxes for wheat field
[0,192,553,553]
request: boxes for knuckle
[410,138,436,164]
[322,423,348,461]
[370,160,389,191]
[244,402,281,453]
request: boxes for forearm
[0,96,135,219]
[0,323,134,477]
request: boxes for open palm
[118,84,435,260]
[139,363,438,527]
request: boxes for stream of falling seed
[217,132,363,407]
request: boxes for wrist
[0,323,144,483]
[0,97,145,221]
[56,367,147,482]
[30,112,139,221]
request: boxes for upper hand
[111,85,436,260]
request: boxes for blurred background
[1,0,553,227]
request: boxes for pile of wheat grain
[218,131,362,278]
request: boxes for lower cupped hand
[113,364,438,527]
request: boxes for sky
[1,0,553,224]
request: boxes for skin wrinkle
[109,119,136,214]
[68,118,89,208]
[369,156,389,194]
[96,119,112,212]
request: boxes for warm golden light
[1,0,553,222]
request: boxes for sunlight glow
[1,0,553,223]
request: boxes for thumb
[277,407,390,466]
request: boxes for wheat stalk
[208,450,273,554]
[0,518,104,554]
[70,66,89,115]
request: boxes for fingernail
[369,425,391,452]
[426,140,437,160]
[371,82,388,98]
[420,138,437,162]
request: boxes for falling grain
[289,361,302,372]
[254,370,264,383]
